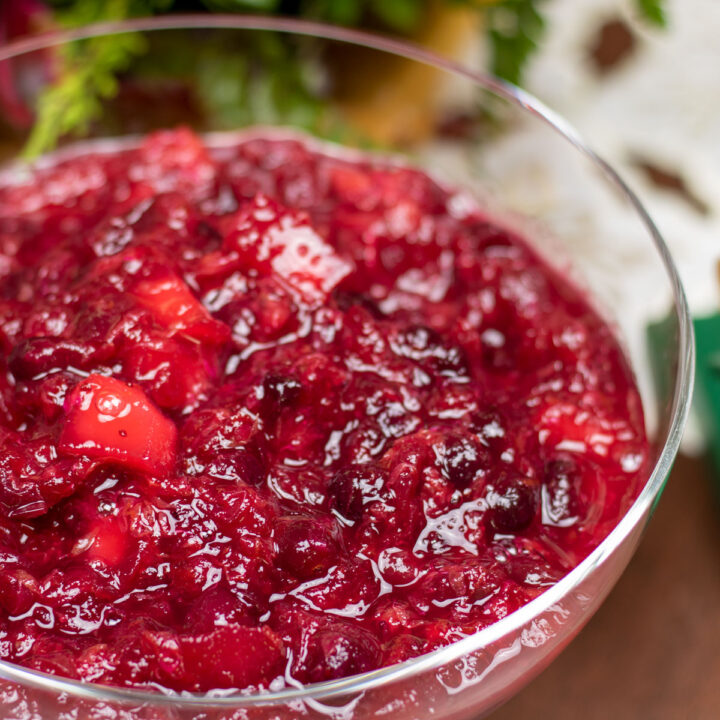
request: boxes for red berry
[305,623,380,683]
[275,516,337,580]
[435,432,489,488]
[487,476,540,534]
[328,464,386,522]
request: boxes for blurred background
[1,0,718,717]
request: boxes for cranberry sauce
[0,129,648,693]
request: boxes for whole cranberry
[487,476,539,533]
[185,586,254,632]
[382,634,424,666]
[305,623,380,682]
[470,407,507,447]
[328,464,386,522]
[377,547,422,586]
[8,337,101,381]
[275,516,337,579]
[437,433,489,488]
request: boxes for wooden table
[490,456,720,720]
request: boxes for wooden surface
[490,455,720,720]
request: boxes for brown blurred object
[588,17,636,74]
[631,157,710,216]
[490,455,720,720]
[333,4,482,146]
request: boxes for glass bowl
[0,15,693,720]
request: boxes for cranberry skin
[8,337,105,381]
[377,547,422,586]
[382,634,425,666]
[275,516,337,580]
[305,623,380,683]
[263,374,302,408]
[180,624,286,692]
[470,408,507,447]
[392,325,441,360]
[185,586,255,633]
[328,464,386,522]
[17,371,73,422]
[392,324,467,374]
[372,600,420,641]
[202,447,265,486]
[334,290,383,318]
[487,476,539,534]
[0,567,38,615]
[410,561,503,617]
[541,456,586,527]
[436,433,489,488]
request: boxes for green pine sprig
[23,0,170,159]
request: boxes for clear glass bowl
[0,15,693,720]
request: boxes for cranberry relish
[0,129,648,693]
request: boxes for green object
[486,0,546,87]
[689,314,720,483]
[636,0,667,27]
[653,311,720,492]
[646,311,682,512]
[647,312,676,421]
[25,0,158,158]
[23,0,669,158]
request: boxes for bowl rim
[0,13,695,708]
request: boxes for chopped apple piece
[59,374,177,476]
[224,195,352,303]
[130,273,230,345]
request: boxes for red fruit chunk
[80,516,129,567]
[435,432,489,488]
[0,430,93,518]
[0,566,38,615]
[121,337,215,413]
[329,165,379,208]
[59,374,177,476]
[130,272,230,345]
[328,464,387,522]
[223,194,352,302]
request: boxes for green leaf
[485,0,546,86]
[200,0,281,11]
[369,0,424,32]
[635,0,667,27]
[191,31,327,132]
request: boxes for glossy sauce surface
[0,129,648,693]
